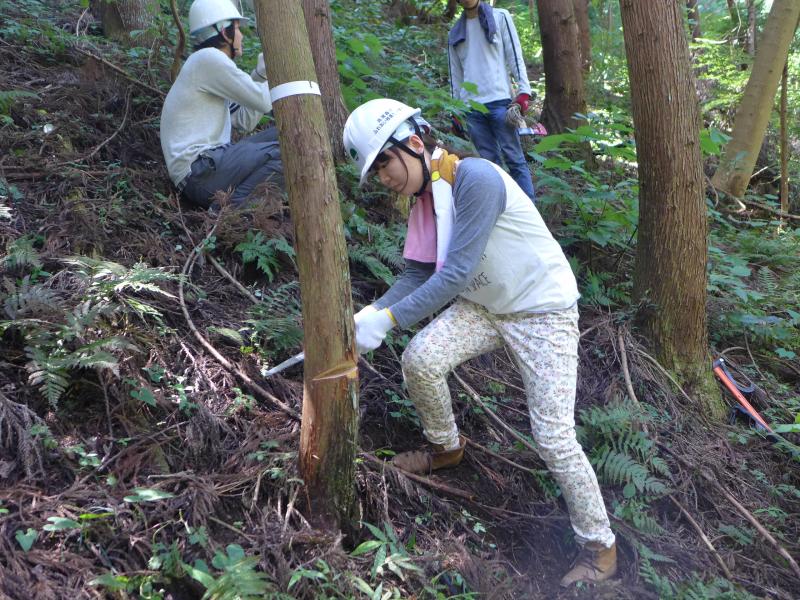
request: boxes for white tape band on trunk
[269,81,321,103]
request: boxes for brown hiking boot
[391,435,466,474]
[559,542,617,587]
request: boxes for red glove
[513,93,530,114]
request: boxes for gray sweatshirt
[160,48,271,185]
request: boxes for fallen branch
[58,87,132,166]
[662,445,800,579]
[453,371,538,456]
[668,493,734,580]
[741,198,800,222]
[617,329,648,434]
[361,452,474,500]
[636,349,696,405]
[465,437,542,475]
[179,227,300,420]
[72,44,165,97]
[208,254,260,305]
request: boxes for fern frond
[25,348,69,408]
[3,278,61,319]
[64,257,176,298]
[650,455,671,478]
[638,556,674,598]
[349,245,395,285]
[2,236,41,273]
[595,448,649,489]
[0,90,40,113]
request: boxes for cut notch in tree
[253,0,359,532]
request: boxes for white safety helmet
[189,0,248,46]
[343,98,430,186]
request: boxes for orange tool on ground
[712,357,772,432]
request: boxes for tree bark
[92,0,157,44]
[687,0,701,40]
[301,0,349,161]
[619,0,723,417]
[710,0,800,198]
[746,0,757,56]
[444,0,458,21]
[254,0,359,531]
[573,0,591,73]
[168,0,185,82]
[780,60,789,216]
[535,0,588,134]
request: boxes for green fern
[639,555,675,598]
[344,205,404,285]
[348,245,396,285]
[64,257,177,298]
[235,231,296,282]
[245,282,303,358]
[184,545,272,600]
[676,576,759,600]
[756,266,778,297]
[2,235,42,273]
[2,277,61,319]
[25,347,70,407]
[0,90,39,115]
[1,259,168,407]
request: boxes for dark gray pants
[182,127,284,209]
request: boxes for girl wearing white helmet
[344,98,617,587]
[159,0,282,209]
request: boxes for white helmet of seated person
[189,0,248,46]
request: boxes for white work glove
[355,308,395,354]
[255,52,267,81]
[354,304,377,324]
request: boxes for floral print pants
[401,300,615,547]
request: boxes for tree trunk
[301,0,349,161]
[710,0,800,198]
[687,0,701,40]
[619,0,723,417]
[444,0,458,21]
[535,0,588,134]
[573,0,592,73]
[746,0,757,56]
[254,0,359,531]
[92,0,157,44]
[780,60,789,216]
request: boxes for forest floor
[1,2,799,599]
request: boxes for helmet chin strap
[387,120,430,197]
[215,22,236,58]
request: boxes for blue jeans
[466,99,535,200]
[182,127,284,210]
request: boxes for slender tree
[746,0,757,56]
[619,0,723,417]
[779,60,789,216]
[302,0,349,161]
[711,0,800,198]
[254,0,359,530]
[535,0,588,135]
[573,0,592,73]
[687,0,701,40]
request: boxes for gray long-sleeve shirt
[373,158,506,328]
